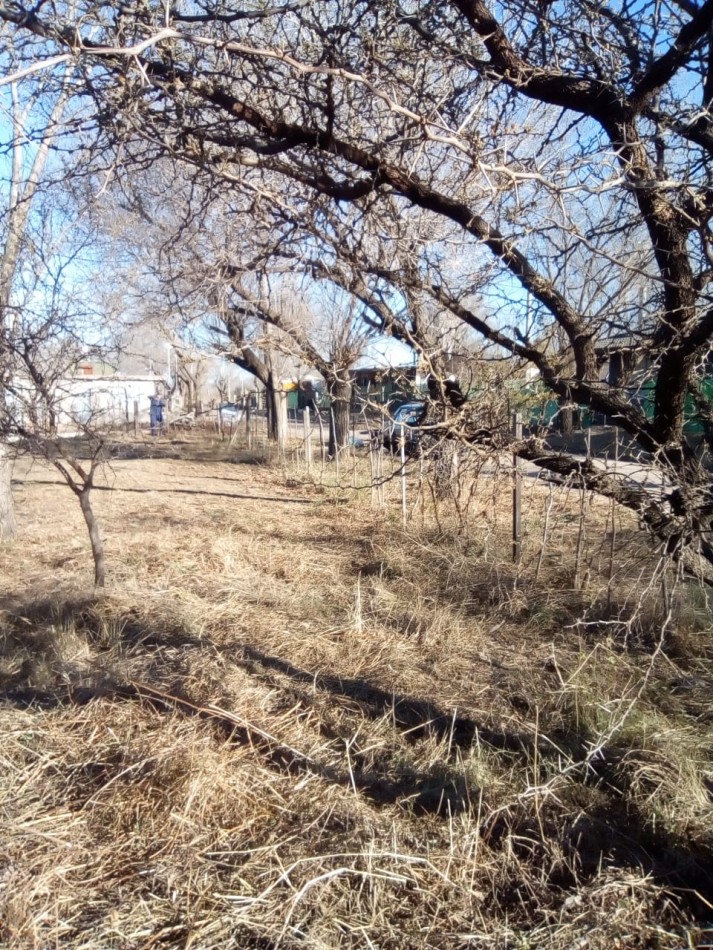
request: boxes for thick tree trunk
[78,488,105,587]
[0,443,17,540]
[328,378,352,459]
[560,404,574,437]
[265,374,284,444]
[517,442,713,586]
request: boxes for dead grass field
[0,436,712,948]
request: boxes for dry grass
[0,434,711,948]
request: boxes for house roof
[66,370,162,384]
[594,332,646,355]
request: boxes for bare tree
[1,261,110,587]
[0,46,73,538]
[0,38,112,581]
[214,301,294,445]
[5,1,713,576]
[95,176,376,455]
[217,271,374,457]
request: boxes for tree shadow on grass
[0,597,540,756]
[13,478,313,505]
[0,594,474,817]
[2,593,713,922]
[232,642,544,755]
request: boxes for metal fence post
[400,423,407,525]
[512,411,522,563]
[304,406,313,471]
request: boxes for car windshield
[394,404,425,425]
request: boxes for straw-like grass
[0,434,711,948]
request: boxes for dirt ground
[0,439,711,949]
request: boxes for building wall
[55,376,160,430]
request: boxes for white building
[54,362,162,430]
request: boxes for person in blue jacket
[149,391,165,436]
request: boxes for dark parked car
[383,401,427,453]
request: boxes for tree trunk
[266,376,277,441]
[265,374,286,445]
[328,378,352,459]
[78,488,105,587]
[277,389,288,456]
[560,404,574,437]
[517,442,713,586]
[0,443,16,540]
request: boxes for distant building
[54,361,162,430]
[350,364,423,406]
[596,335,652,391]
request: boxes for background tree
[219,274,373,457]
[98,175,378,455]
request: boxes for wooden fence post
[331,407,339,480]
[133,400,139,438]
[277,391,288,458]
[378,445,385,506]
[313,407,326,474]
